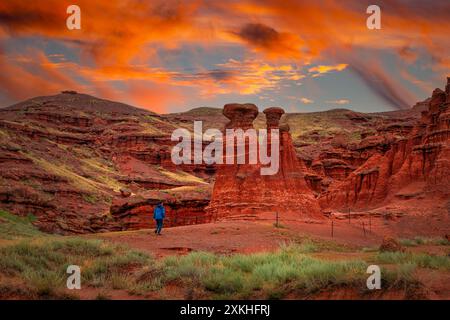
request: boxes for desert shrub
[202,268,246,294]
[380,263,423,296]
[128,278,164,296]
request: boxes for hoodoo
[206,104,323,221]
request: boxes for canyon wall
[320,78,450,211]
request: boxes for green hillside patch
[160,169,207,185]
[0,210,44,240]
[398,237,450,247]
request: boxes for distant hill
[3,91,156,116]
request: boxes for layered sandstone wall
[110,186,211,230]
[320,78,450,211]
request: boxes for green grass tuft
[375,251,450,270]
[398,237,449,247]
[0,237,151,298]
[159,244,367,298]
[0,210,44,240]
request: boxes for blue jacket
[153,204,165,220]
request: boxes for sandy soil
[91,219,387,258]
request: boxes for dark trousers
[155,219,163,234]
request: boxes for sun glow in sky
[0,0,449,113]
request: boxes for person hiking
[153,202,165,235]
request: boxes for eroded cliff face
[0,92,211,234]
[320,79,450,211]
[293,109,419,197]
[206,104,322,221]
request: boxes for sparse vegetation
[80,156,125,192]
[82,194,98,204]
[157,244,371,299]
[374,251,450,270]
[0,230,445,299]
[0,210,44,240]
[361,246,379,252]
[398,236,449,247]
[0,237,151,298]
[0,196,447,299]
[25,152,100,193]
[160,169,207,185]
[284,110,365,145]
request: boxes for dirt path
[91,219,385,258]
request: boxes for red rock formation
[110,186,212,229]
[206,104,323,221]
[0,92,215,234]
[320,78,450,211]
[0,89,439,234]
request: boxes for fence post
[331,219,334,238]
[275,211,279,227]
[348,207,351,224]
[362,222,366,237]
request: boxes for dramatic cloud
[233,23,302,59]
[308,64,348,77]
[0,0,449,112]
[237,23,279,48]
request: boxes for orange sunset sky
[0,0,449,113]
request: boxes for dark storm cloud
[0,11,62,30]
[174,69,235,82]
[236,23,280,48]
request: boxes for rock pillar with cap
[206,103,323,221]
